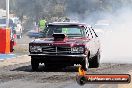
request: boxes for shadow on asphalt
[11,65,79,72]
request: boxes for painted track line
[0,54,27,61]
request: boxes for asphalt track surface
[0,60,132,88]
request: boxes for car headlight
[78,47,84,52]
[71,46,84,53]
[30,46,42,52]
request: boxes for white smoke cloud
[100,7,132,63]
[67,5,132,63]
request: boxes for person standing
[38,17,47,32]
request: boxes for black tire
[31,57,39,71]
[89,51,100,68]
[81,57,89,71]
[44,63,51,68]
[67,63,74,67]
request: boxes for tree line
[0,0,132,22]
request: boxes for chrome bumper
[29,54,87,58]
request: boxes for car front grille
[42,46,71,53]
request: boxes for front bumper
[29,54,86,58]
[29,54,87,63]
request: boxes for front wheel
[31,57,39,71]
[81,57,89,71]
[89,51,100,68]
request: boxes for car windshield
[43,25,85,38]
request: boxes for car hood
[30,38,89,47]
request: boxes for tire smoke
[100,8,132,63]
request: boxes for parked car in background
[29,22,101,71]
[27,30,43,39]
[27,23,43,39]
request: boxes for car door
[85,27,96,58]
[90,27,100,54]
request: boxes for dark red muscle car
[29,22,100,71]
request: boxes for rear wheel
[31,57,39,71]
[89,51,100,68]
[44,63,52,68]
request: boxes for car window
[89,28,96,38]
[90,28,98,38]
[65,28,83,35]
[85,27,93,39]
[44,26,85,38]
